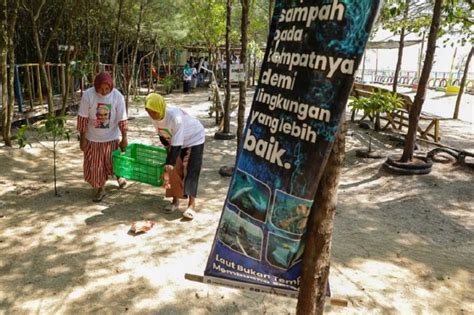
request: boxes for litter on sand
[129,220,156,235]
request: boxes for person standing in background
[183,64,193,93]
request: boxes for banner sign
[204,0,381,295]
[229,64,246,83]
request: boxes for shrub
[349,89,404,152]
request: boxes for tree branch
[33,0,46,22]
[44,2,66,58]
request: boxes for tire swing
[383,154,433,175]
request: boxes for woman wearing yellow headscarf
[145,93,205,220]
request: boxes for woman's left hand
[165,165,174,172]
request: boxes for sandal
[92,188,106,202]
[117,177,127,189]
[182,208,195,220]
[165,203,179,213]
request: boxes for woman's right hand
[162,171,171,189]
[80,137,88,152]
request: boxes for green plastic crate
[113,143,167,187]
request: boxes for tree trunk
[1,0,8,144]
[86,0,91,50]
[123,45,130,109]
[4,0,19,146]
[392,0,410,93]
[453,47,473,119]
[96,30,101,70]
[61,19,72,115]
[39,64,54,113]
[60,45,75,116]
[268,0,274,31]
[137,50,154,95]
[126,0,145,112]
[252,51,256,86]
[30,17,54,112]
[148,36,157,93]
[400,0,443,162]
[121,44,126,91]
[416,32,425,80]
[53,139,58,196]
[237,0,249,154]
[296,120,346,315]
[361,51,366,82]
[166,47,171,76]
[23,0,64,114]
[223,0,232,134]
[392,26,405,92]
[111,0,124,85]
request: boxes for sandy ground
[0,88,473,314]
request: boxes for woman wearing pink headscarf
[77,72,128,202]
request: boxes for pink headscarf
[94,72,114,92]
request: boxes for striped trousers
[77,116,127,188]
[83,140,119,188]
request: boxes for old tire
[219,166,234,177]
[214,132,236,140]
[383,154,432,175]
[385,154,433,170]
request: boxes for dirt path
[0,89,472,314]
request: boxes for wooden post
[35,64,43,107]
[434,120,440,143]
[47,63,52,96]
[61,64,66,96]
[25,65,34,109]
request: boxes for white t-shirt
[151,107,205,148]
[78,87,127,142]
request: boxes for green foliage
[15,124,31,149]
[39,115,71,143]
[349,89,404,118]
[440,0,473,46]
[13,0,273,66]
[161,75,176,94]
[380,0,431,35]
[183,0,227,49]
[350,90,404,152]
[16,115,71,149]
[133,95,146,102]
[70,51,96,87]
[248,0,271,45]
[379,0,473,46]
[15,115,72,196]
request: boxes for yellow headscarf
[145,93,166,119]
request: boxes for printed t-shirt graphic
[77,87,127,143]
[95,103,111,129]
